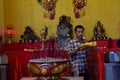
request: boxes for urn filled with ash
[25,46,70,80]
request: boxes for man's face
[75,28,84,38]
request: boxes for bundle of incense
[80,41,97,47]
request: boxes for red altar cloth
[7,52,33,80]
[93,40,118,48]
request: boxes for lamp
[6,25,14,44]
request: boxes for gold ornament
[73,0,87,18]
[38,0,57,20]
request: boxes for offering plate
[28,58,70,80]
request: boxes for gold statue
[92,20,108,40]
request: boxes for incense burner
[28,58,69,80]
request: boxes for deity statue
[19,26,40,43]
[56,15,73,49]
[92,20,108,40]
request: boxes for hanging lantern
[73,0,87,18]
[38,0,57,20]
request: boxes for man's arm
[69,45,87,56]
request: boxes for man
[67,25,89,80]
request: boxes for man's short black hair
[74,25,84,32]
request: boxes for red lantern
[6,29,14,35]
[6,25,15,44]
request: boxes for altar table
[20,77,83,80]
[1,40,119,80]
